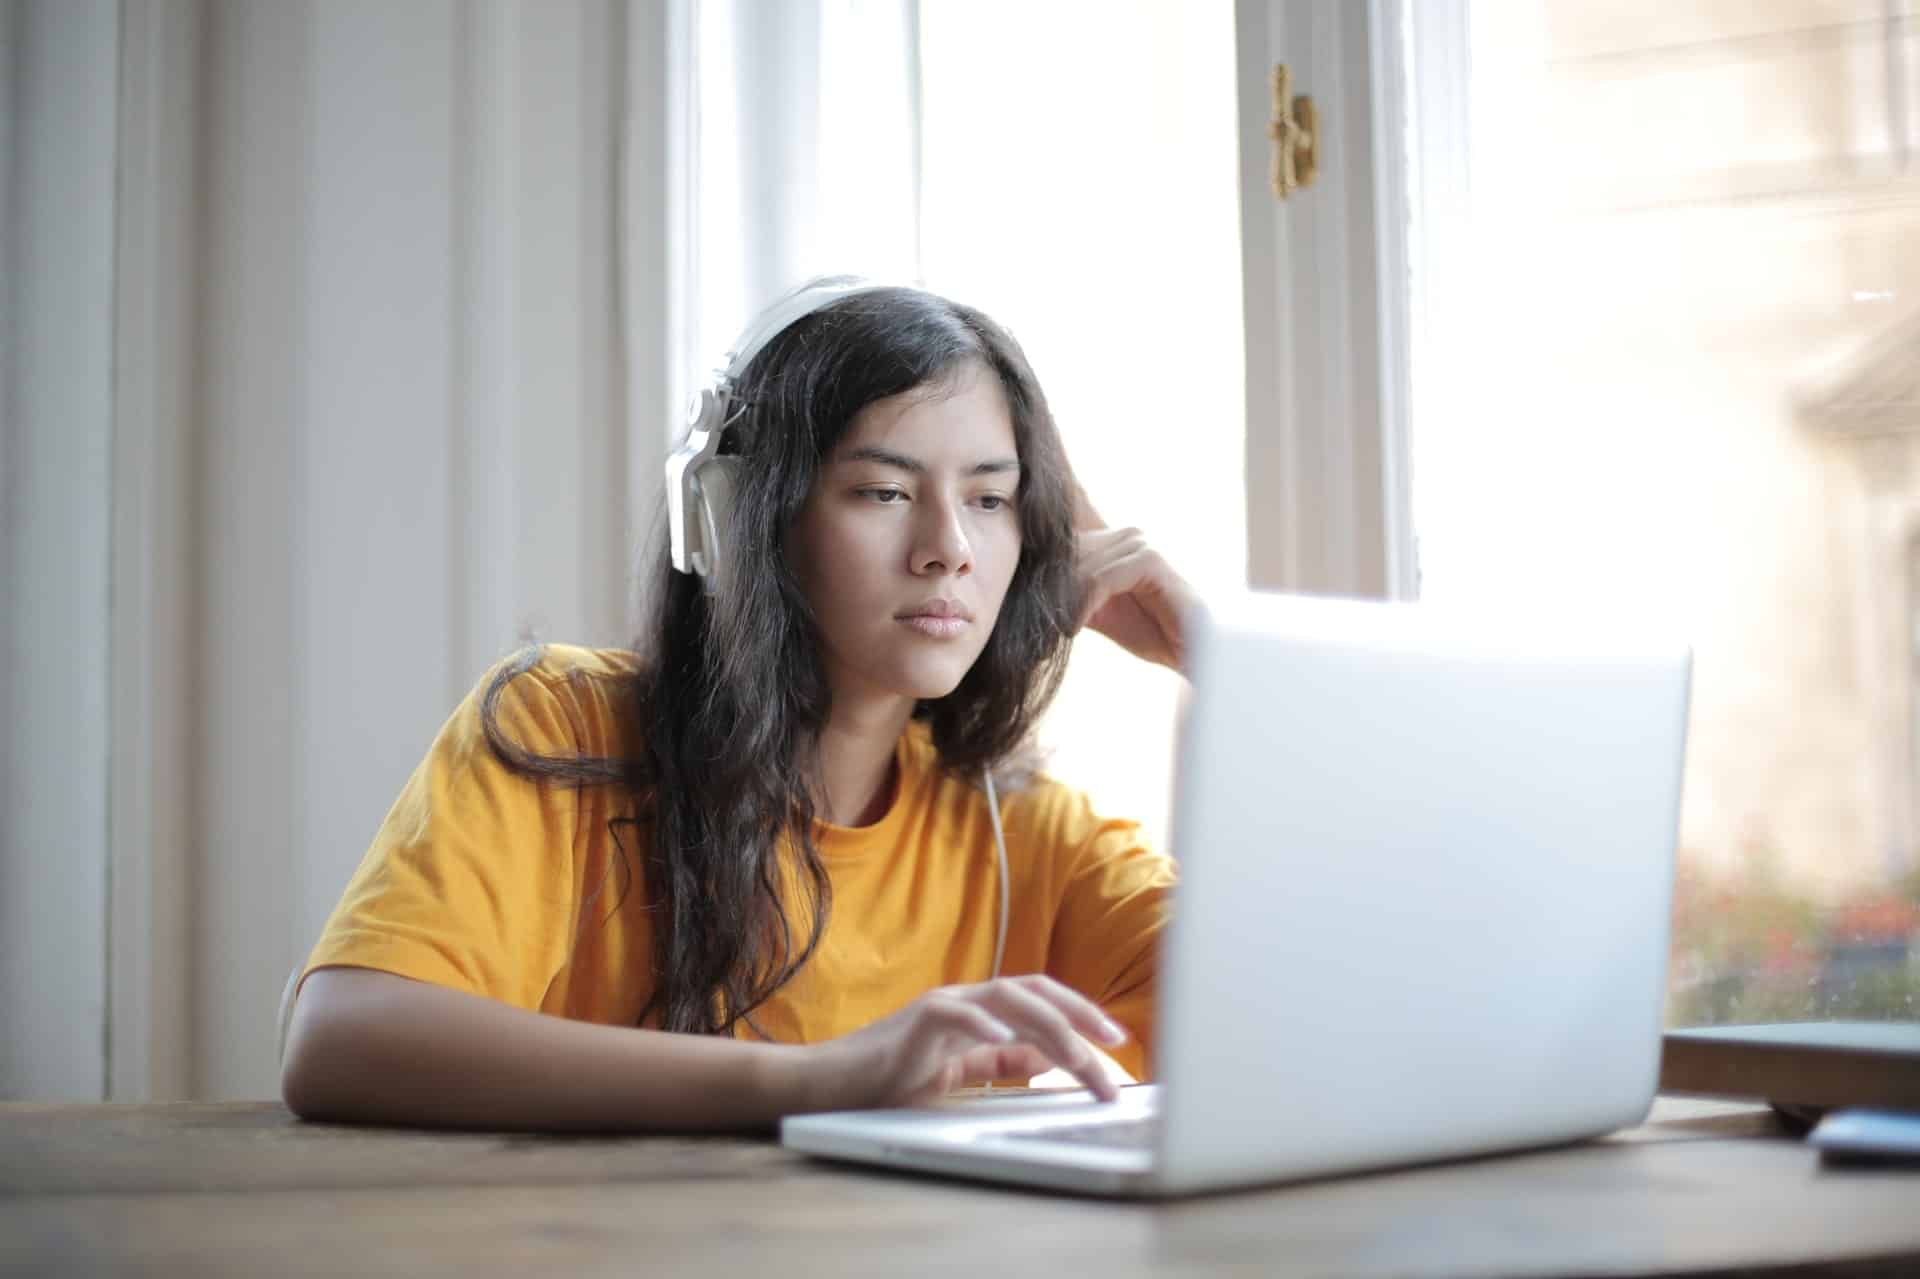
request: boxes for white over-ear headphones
[662,275,1012,983]
[667,275,887,594]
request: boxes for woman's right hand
[793,975,1130,1111]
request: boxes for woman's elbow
[278,968,379,1121]
[279,1045,322,1120]
[279,1003,348,1120]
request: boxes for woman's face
[789,361,1024,710]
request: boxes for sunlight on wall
[918,0,1245,855]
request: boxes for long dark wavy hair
[479,285,1083,1036]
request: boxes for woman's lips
[897,614,969,639]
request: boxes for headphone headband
[667,275,901,586]
[717,274,890,389]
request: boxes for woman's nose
[910,498,973,576]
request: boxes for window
[1412,1,1920,1025]
[917,0,1244,848]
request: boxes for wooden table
[3,1096,1917,1277]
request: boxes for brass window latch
[1270,63,1317,200]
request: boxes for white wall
[190,0,665,1100]
[2,0,676,1101]
[0,0,118,1102]
[109,0,201,1101]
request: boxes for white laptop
[782,590,1693,1197]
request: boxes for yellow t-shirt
[302,644,1178,1080]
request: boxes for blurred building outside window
[1411,0,1920,1026]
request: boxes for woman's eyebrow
[842,444,1021,477]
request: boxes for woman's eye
[975,494,1012,512]
[861,487,909,504]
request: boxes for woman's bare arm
[281,967,814,1130]
[281,966,1125,1131]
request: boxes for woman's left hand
[1073,483,1198,675]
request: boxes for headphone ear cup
[690,455,742,591]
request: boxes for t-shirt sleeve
[299,660,584,1011]
[1041,793,1178,1082]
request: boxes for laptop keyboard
[1001,1116,1160,1150]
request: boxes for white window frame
[1235,0,1471,602]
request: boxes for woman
[281,281,1195,1131]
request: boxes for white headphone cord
[985,770,1009,982]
